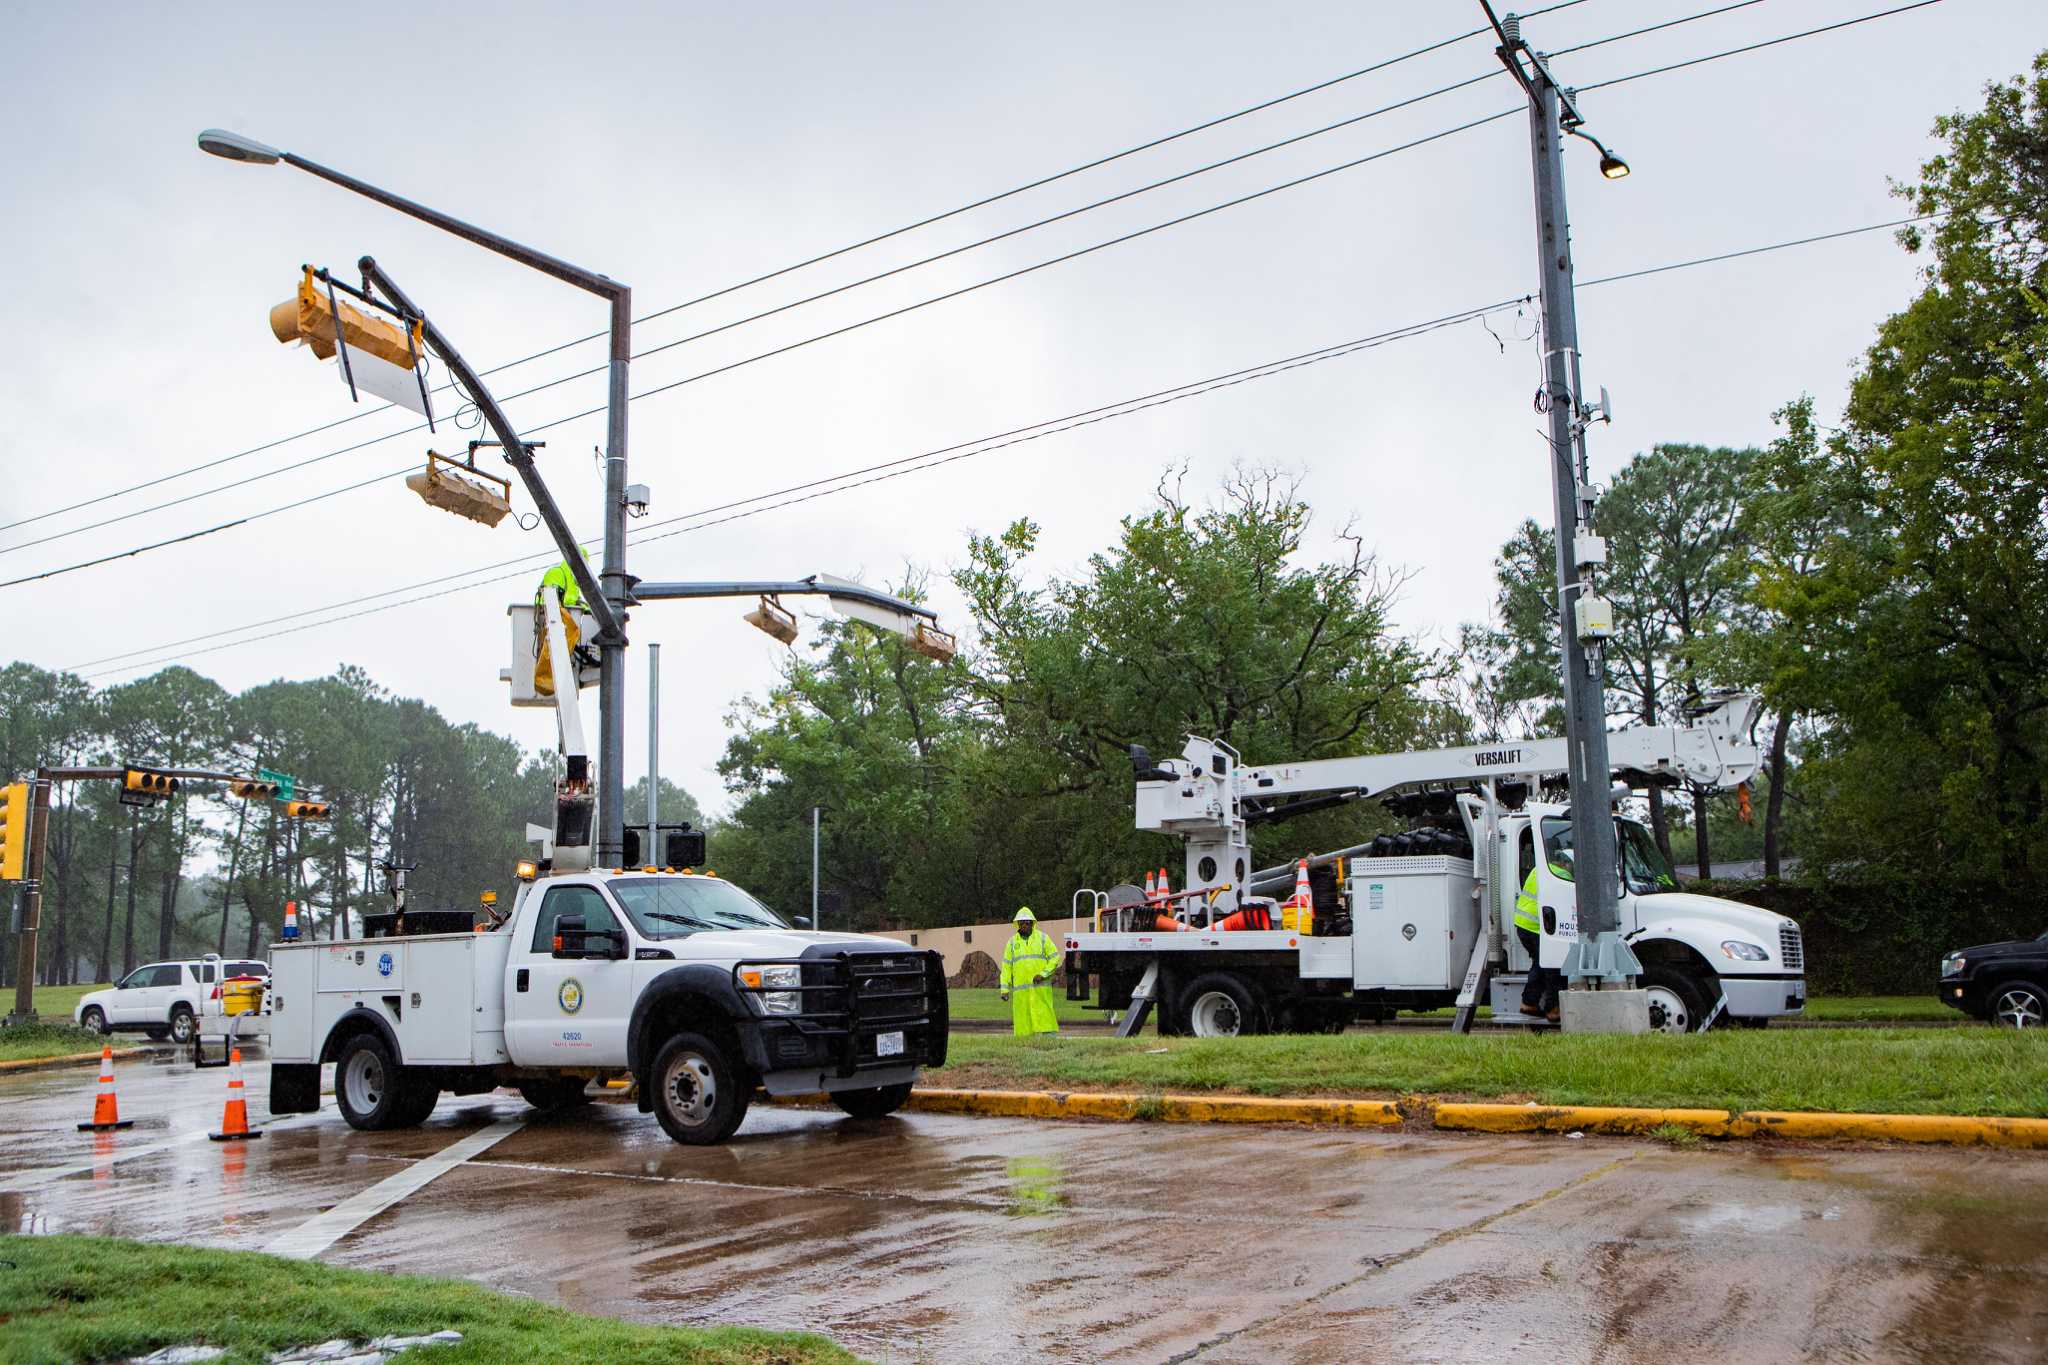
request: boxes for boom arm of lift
[1130,692,1761,916]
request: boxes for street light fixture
[1566,126,1631,180]
[197,128,281,164]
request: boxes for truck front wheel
[336,1032,428,1131]
[1640,968,1711,1035]
[831,1082,914,1120]
[651,1032,750,1145]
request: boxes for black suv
[1938,930,2048,1027]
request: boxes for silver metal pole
[599,291,632,867]
[646,643,660,839]
[811,807,821,931]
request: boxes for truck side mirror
[793,915,813,928]
[551,913,587,958]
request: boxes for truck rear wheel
[1180,973,1262,1037]
[830,1082,914,1120]
[336,1032,428,1131]
[650,1032,750,1145]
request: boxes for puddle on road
[1672,1200,1841,1235]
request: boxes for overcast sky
[3,0,2039,816]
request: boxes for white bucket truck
[1064,693,1805,1035]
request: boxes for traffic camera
[0,781,29,881]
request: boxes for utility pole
[646,643,662,841]
[811,807,823,932]
[1489,7,1645,1030]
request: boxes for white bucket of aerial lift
[500,602,599,707]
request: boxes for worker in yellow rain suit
[1000,906,1061,1037]
[533,550,593,698]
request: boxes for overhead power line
[71,206,1952,678]
[9,0,1950,587]
[1578,0,1947,92]
[1,1,1593,539]
[11,105,1524,581]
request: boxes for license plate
[876,1030,905,1058]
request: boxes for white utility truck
[1064,692,1805,1035]
[266,867,947,1144]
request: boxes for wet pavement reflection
[5,1054,2046,1362]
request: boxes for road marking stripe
[263,1117,523,1260]
[0,1107,331,1194]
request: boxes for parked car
[73,958,270,1043]
[1938,931,2048,1027]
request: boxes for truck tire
[830,1082,914,1120]
[1987,980,2047,1029]
[1640,968,1710,1035]
[336,1031,426,1131]
[517,1077,593,1111]
[80,1007,109,1035]
[1180,973,1262,1038]
[167,1006,197,1046]
[650,1032,750,1146]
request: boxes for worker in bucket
[1514,844,1572,1023]
[532,548,597,697]
[1000,907,1061,1037]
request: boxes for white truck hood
[680,928,912,959]
[1634,891,1792,960]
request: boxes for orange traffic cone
[77,1046,134,1131]
[1143,870,1158,903]
[1291,859,1313,907]
[208,1048,263,1142]
[282,899,300,940]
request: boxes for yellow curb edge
[0,1045,153,1076]
[1433,1102,2048,1150]
[774,1087,1402,1127]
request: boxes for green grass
[0,1019,108,1065]
[945,987,1094,1023]
[930,1029,2048,1118]
[0,1234,859,1365]
[1801,994,1953,1022]
[27,983,112,1021]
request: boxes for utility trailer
[1065,693,1806,1035]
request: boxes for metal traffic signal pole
[197,131,634,866]
[1488,9,1643,1019]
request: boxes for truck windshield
[610,877,790,938]
[1617,819,1680,895]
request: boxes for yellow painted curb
[1433,1102,2048,1150]
[906,1088,1401,1127]
[0,1045,152,1076]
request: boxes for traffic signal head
[285,800,331,820]
[270,266,422,372]
[0,781,28,881]
[123,769,179,796]
[228,779,281,800]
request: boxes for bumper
[1721,974,1806,1018]
[1937,978,1976,1015]
[732,948,950,1082]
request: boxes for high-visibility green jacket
[536,554,588,611]
[1001,928,1058,991]
[1513,867,1542,934]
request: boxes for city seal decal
[558,977,584,1014]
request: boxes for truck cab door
[505,883,635,1068]
[1534,816,1578,970]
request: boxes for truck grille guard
[730,949,949,1078]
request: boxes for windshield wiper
[639,911,718,931]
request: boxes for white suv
[74,958,269,1044]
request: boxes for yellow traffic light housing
[228,779,280,800]
[743,595,799,646]
[285,800,331,820]
[123,769,179,797]
[406,450,512,527]
[270,266,422,372]
[0,781,29,881]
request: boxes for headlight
[1719,940,1769,962]
[739,964,804,1014]
[1941,954,1966,977]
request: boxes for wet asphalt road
[4,1050,2045,1363]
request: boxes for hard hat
[1013,906,1036,922]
